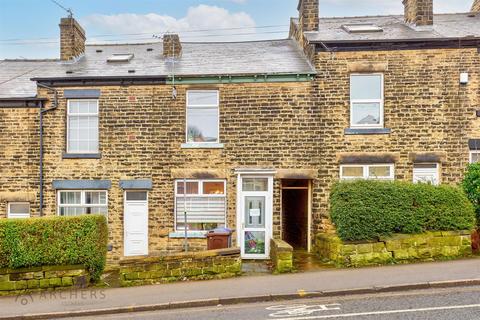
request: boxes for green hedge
[0,215,108,281]
[462,163,480,225]
[330,180,475,241]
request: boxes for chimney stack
[403,0,433,27]
[163,34,182,59]
[472,0,480,13]
[59,17,86,61]
[298,0,319,32]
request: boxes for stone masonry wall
[36,82,318,262]
[0,265,88,296]
[119,248,241,287]
[0,107,39,218]
[315,231,473,267]
[314,48,480,232]
[270,238,293,273]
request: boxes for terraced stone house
[0,0,479,262]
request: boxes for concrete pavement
[1,258,480,319]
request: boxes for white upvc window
[186,90,220,143]
[340,164,394,180]
[174,179,226,232]
[57,190,108,216]
[350,74,384,128]
[7,202,30,219]
[413,163,440,185]
[470,151,480,163]
[67,100,99,154]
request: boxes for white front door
[237,175,273,259]
[124,191,149,257]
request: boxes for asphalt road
[60,286,480,320]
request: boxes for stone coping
[0,264,85,275]
[119,248,240,266]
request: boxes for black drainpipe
[37,83,58,216]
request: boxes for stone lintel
[338,152,400,164]
[408,152,446,163]
[276,169,317,179]
[348,62,388,73]
[0,192,36,203]
[170,169,229,179]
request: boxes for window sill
[169,231,207,239]
[62,153,102,159]
[344,128,391,135]
[181,143,224,149]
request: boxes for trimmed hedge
[462,163,480,225]
[0,215,107,281]
[330,180,475,241]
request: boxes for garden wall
[270,238,293,273]
[315,231,472,267]
[0,265,89,295]
[119,248,241,287]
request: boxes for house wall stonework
[0,107,39,218]
[313,48,480,229]
[37,82,320,262]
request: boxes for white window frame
[7,202,30,219]
[350,73,384,129]
[470,151,480,163]
[66,99,99,154]
[174,179,227,232]
[340,164,394,180]
[57,190,108,216]
[413,163,440,185]
[185,90,220,144]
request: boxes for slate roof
[0,39,315,98]
[305,13,480,43]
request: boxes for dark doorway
[281,180,309,249]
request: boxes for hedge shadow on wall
[330,180,475,241]
[0,215,108,281]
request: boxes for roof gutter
[32,73,315,87]
[311,36,480,52]
[0,97,47,108]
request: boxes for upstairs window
[186,91,219,143]
[340,164,394,180]
[350,74,384,129]
[67,100,99,154]
[175,179,226,232]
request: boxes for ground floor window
[58,190,108,216]
[7,202,30,218]
[413,163,440,185]
[470,151,480,163]
[175,179,226,232]
[340,164,394,180]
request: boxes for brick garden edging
[270,238,293,273]
[119,248,242,287]
[0,265,89,295]
[315,230,473,267]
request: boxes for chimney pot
[163,34,182,59]
[59,17,86,61]
[403,0,433,27]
